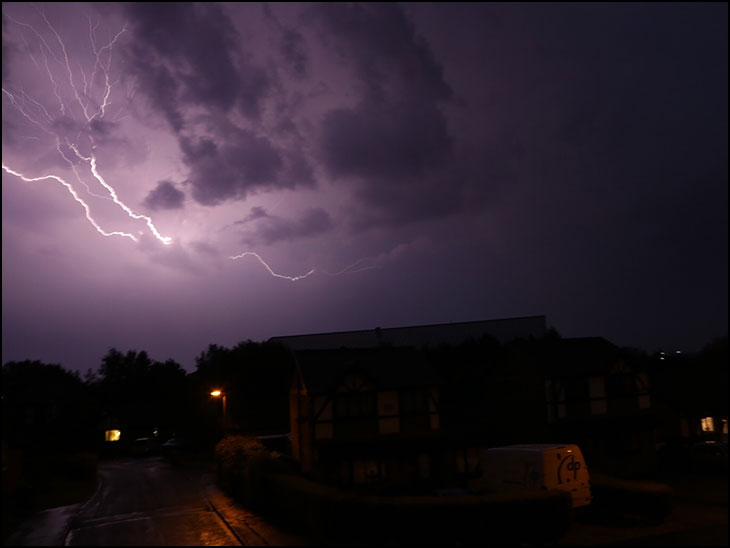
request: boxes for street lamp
[210,389,227,418]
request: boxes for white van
[471,444,591,508]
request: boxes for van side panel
[480,444,592,508]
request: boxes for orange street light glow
[210,390,222,397]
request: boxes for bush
[215,435,295,508]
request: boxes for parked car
[160,438,190,463]
[131,437,158,456]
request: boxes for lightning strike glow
[229,252,315,282]
[2,163,138,242]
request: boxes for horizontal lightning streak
[229,252,315,282]
[320,257,380,276]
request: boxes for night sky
[2,3,727,374]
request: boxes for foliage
[193,341,294,434]
[2,360,96,450]
[214,434,293,507]
[88,348,189,441]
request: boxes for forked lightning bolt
[2,163,138,242]
[2,8,172,246]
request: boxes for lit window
[105,429,121,442]
[701,417,715,432]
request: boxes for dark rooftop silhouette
[269,315,547,350]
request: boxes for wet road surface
[65,457,240,546]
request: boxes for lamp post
[210,389,227,419]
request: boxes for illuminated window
[701,417,715,432]
[105,429,121,442]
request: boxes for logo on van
[557,453,581,484]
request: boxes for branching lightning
[2,8,172,245]
[1,162,138,242]
[4,7,376,283]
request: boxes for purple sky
[2,3,727,374]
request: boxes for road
[65,457,241,546]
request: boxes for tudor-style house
[290,347,442,487]
[542,337,656,475]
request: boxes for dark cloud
[235,206,269,225]
[122,3,318,207]
[314,3,458,227]
[313,3,452,102]
[124,3,244,113]
[130,61,185,132]
[180,130,283,206]
[321,97,451,180]
[142,180,185,211]
[124,2,272,123]
[239,207,334,245]
[280,29,308,78]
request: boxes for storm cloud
[143,180,185,211]
[238,207,334,245]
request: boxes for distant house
[290,347,442,487]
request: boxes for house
[542,337,656,475]
[289,347,442,488]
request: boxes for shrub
[215,435,267,497]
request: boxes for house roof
[294,347,440,394]
[271,315,547,351]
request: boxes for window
[455,448,480,475]
[377,391,400,435]
[401,389,427,414]
[636,372,651,409]
[701,417,715,432]
[589,376,607,415]
[545,379,567,422]
[353,459,381,483]
[336,392,375,418]
[105,429,121,442]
